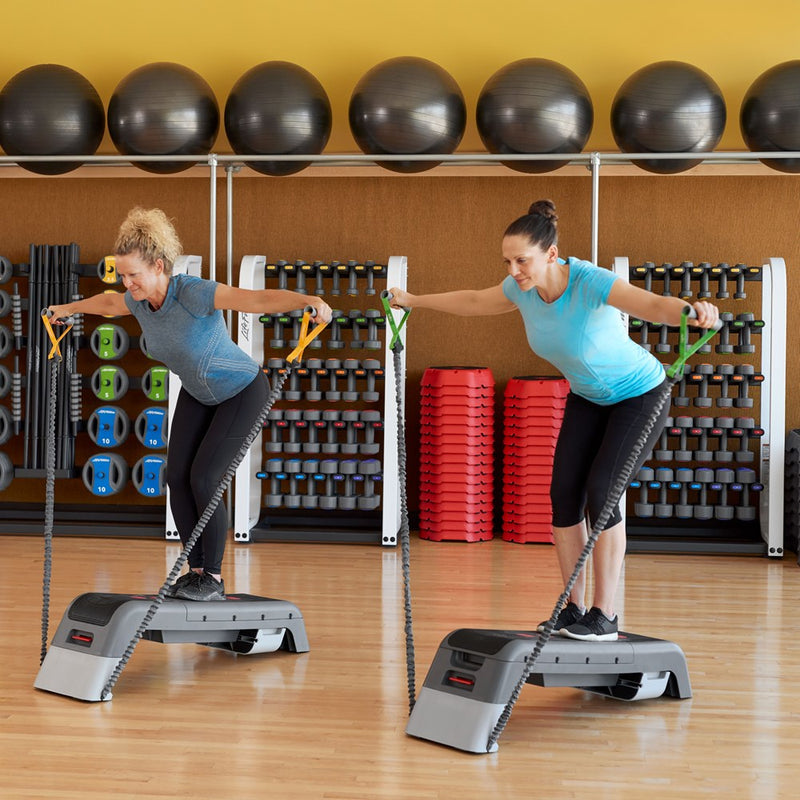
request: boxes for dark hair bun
[528,199,558,221]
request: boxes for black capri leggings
[550,378,671,531]
[166,371,269,574]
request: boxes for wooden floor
[2,532,799,800]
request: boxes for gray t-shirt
[124,274,259,405]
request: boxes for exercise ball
[349,56,466,173]
[476,58,593,173]
[741,61,800,173]
[225,61,331,176]
[0,64,104,175]
[611,61,726,174]
[108,62,219,174]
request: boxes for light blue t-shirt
[502,257,665,405]
[125,274,259,405]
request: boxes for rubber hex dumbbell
[327,311,347,350]
[264,458,285,507]
[265,259,289,289]
[732,364,761,409]
[714,467,736,521]
[712,364,734,408]
[363,309,383,350]
[363,260,379,296]
[337,459,359,511]
[632,467,655,517]
[653,263,673,296]
[729,263,746,300]
[653,416,674,461]
[629,318,651,351]
[305,358,324,401]
[691,416,715,462]
[318,459,340,510]
[265,409,287,453]
[653,322,671,354]
[268,313,291,348]
[712,417,734,463]
[689,364,714,408]
[348,310,365,348]
[672,365,691,407]
[654,467,674,517]
[301,459,320,509]
[311,261,326,296]
[284,363,304,402]
[734,468,763,521]
[302,410,324,454]
[341,410,362,455]
[295,259,312,294]
[714,312,734,354]
[673,467,694,518]
[325,359,343,401]
[360,410,382,455]
[733,417,762,464]
[283,409,304,454]
[672,416,694,461]
[342,359,360,402]
[362,359,383,402]
[282,458,304,509]
[322,409,343,454]
[288,309,305,348]
[357,459,382,510]
[712,262,730,299]
[693,467,715,520]
[675,261,693,299]
[632,261,655,292]
[693,262,712,299]
[733,312,761,355]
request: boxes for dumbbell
[734,468,763,521]
[305,358,325,401]
[265,260,289,289]
[266,313,291,348]
[0,364,10,399]
[318,459,341,510]
[631,261,654,292]
[362,359,383,403]
[325,358,344,401]
[629,318,651,351]
[281,458,304,509]
[337,459,359,511]
[262,458,285,507]
[301,459,321,509]
[360,410,382,455]
[689,364,714,407]
[0,325,13,357]
[671,365,691,407]
[0,405,12,446]
[82,453,128,496]
[732,417,762,463]
[653,322,671,354]
[142,366,169,402]
[327,311,347,349]
[322,409,344,453]
[283,409,304,454]
[345,260,360,296]
[363,309,383,350]
[632,466,655,517]
[87,406,131,448]
[265,358,287,394]
[653,263,673,296]
[363,260,380,296]
[674,261,693,299]
[653,467,674,517]
[728,263,746,300]
[693,467,715,520]
[132,454,167,497]
[653,416,674,460]
[302,410,323,454]
[733,312,761,355]
[90,323,130,360]
[341,410,362,454]
[712,262,729,299]
[265,409,287,453]
[691,416,715,461]
[711,364,734,407]
[342,359,360,402]
[712,417,734,463]
[348,310,365,348]
[294,259,310,294]
[732,364,763,409]
[714,312,734,354]
[0,255,13,284]
[671,416,694,461]
[135,407,168,449]
[287,309,305,348]
[284,363,304,401]
[357,459,382,510]
[673,467,695,518]
[0,288,10,318]
[693,262,712,298]
[335,261,351,296]
[714,467,736,521]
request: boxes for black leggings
[550,378,671,531]
[166,371,269,574]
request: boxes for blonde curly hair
[114,207,183,274]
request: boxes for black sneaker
[560,607,619,641]
[165,571,200,598]
[537,602,585,634]
[174,571,226,602]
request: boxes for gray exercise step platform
[35,592,309,702]
[406,628,692,754]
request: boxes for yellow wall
[3,0,800,155]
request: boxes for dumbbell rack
[613,257,786,556]
[234,255,407,545]
[0,247,186,537]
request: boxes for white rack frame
[613,256,786,556]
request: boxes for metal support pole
[208,154,218,283]
[590,152,600,265]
